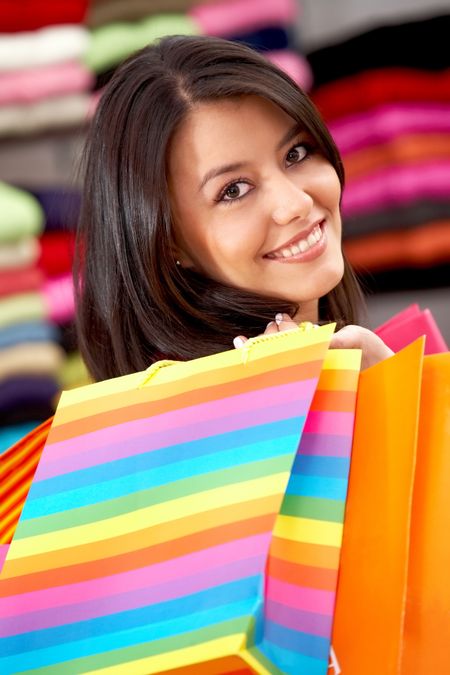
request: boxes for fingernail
[275,313,284,325]
[233,337,244,349]
[266,321,275,329]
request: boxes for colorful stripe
[0,418,52,548]
[254,347,360,673]
[0,324,359,674]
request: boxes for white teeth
[269,223,323,259]
[299,240,308,253]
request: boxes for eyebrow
[199,162,246,191]
[199,123,304,192]
[276,122,304,151]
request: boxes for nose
[270,174,314,226]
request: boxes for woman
[75,34,392,381]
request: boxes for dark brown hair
[75,35,364,381]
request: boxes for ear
[172,245,195,269]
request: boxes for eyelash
[216,140,314,204]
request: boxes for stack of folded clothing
[0,5,94,451]
[0,183,66,450]
[302,7,450,292]
[87,0,311,95]
[0,182,90,453]
[189,0,312,90]
[0,3,94,139]
[85,1,200,89]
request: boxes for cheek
[326,171,342,212]
[208,214,262,263]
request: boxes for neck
[292,299,319,325]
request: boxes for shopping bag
[0,418,53,548]
[251,346,360,673]
[375,303,448,354]
[332,338,450,673]
[401,351,450,673]
[0,323,360,675]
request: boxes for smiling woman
[169,95,344,317]
[75,35,390,381]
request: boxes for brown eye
[286,144,308,165]
[219,181,252,202]
[225,184,241,199]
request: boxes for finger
[264,321,279,335]
[275,312,298,332]
[233,335,248,349]
[329,326,354,349]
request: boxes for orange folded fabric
[343,219,450,272]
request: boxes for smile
[265,221,325,261]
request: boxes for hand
[330,324,394,370]
[233,317,394,371]
[233,313,298,348]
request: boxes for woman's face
[168,95,344,321]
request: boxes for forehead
[168,95,298,175]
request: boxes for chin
[290,263,345,305]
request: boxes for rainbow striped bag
[0,323,360,675]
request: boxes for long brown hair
[75,35,364,381]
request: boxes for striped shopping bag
[0,323,360,674]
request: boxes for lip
[264,219,325,256]
[264,219,327,264]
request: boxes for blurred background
[0,0,449,451]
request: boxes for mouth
[264,220,325,260]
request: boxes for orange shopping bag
[331,338,450,674]
[401,352,450,673]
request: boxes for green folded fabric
[0,292,46,329]
[0,183,44,243]
[58,350,91,389]
[84,14,200,73]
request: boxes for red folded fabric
[312,68,450,122]
[343,219,450,272]
[37,231,75,277]
[0,1,88,32]
[0,265,43,297]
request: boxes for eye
[286,142,309,166]
[218,180,252,203]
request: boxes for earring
[176,260,181,266]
